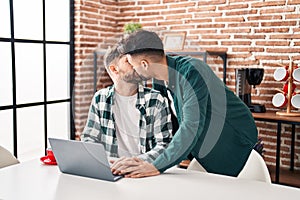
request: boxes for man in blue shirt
[111,30,258,178]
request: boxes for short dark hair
[103,45,121,69]
[118,30,164,57]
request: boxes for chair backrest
[0,146,19,169]
[237,150,271,183]
[187,158,207,172]
[187,150,271,184]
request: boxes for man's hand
[111,157,160,178]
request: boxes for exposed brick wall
[74,0,119,139]
[74,0,300,170]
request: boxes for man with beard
[111,30,258,178]
[80,45,173,163]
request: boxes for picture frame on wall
[163,33,186,50]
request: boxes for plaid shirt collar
[106,84,146,110]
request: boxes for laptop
[48,138,122,182]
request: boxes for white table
[1,159,300,200]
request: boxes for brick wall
[74,0,300,169]
[74,0,118,138]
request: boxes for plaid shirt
[81,84,173,163]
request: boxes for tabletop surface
[252,111,300,123]
[1,159,300,200]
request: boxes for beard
[122,70,150,84]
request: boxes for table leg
[275,122,281,183]
[290,124,295,171]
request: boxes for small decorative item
[163,32,186,50]
[123,22,142,34]
[272,60,300,116]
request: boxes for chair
[187,158,207,172]
[0,146,19,169]
[237,150,271,183]
[187,150,271,183]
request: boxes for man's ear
[141,60,149,69]
[126,54,133,64]
[109,65,118,75]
